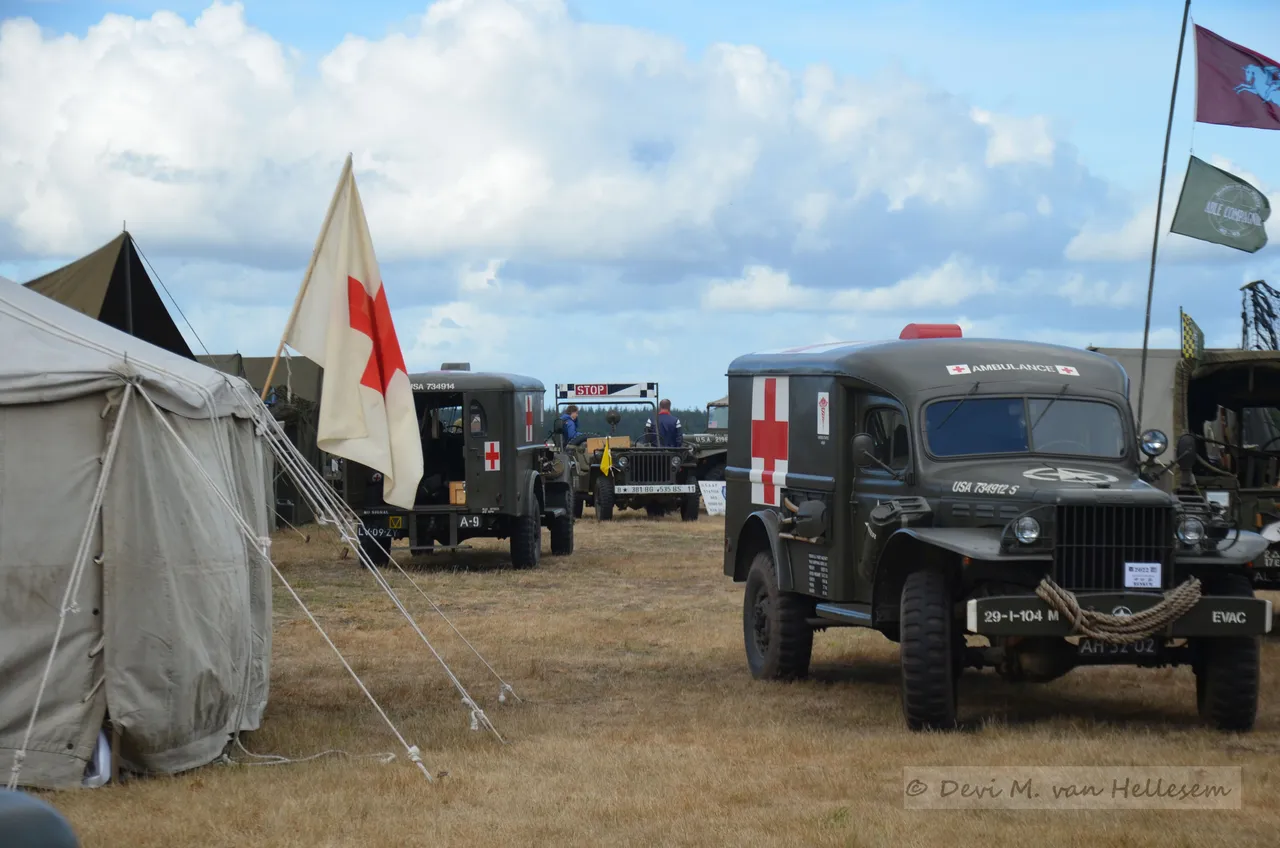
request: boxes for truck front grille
[625,452,676,484]
[1053,505,1174,592]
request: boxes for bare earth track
[43,514,1280,847]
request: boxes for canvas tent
[0,275,271,789]
[23,231,196,360]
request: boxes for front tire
[899,568,958,730]
[742,550,814,680]
[681,478,700,522]
[510,512,541,569]
[1194,573,1259,731]
[595,475,615,521]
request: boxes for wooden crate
[449,480,466,505]
[586,436,631,453]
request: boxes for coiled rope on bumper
[1034,576,1203,644]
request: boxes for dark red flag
[1195,25,1280,130]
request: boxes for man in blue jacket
[559,405,585,446]
[652,399,682,447]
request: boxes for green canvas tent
[24,232,195,360]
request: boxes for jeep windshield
[924,396,1125,458]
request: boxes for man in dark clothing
[654,399,683,447]
[559,405,585,446]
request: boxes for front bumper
[614,483,697,495]
[966,592,1273,637]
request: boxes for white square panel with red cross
[484,441,501,471]
[750,375,789,506]
[524,394,534,442]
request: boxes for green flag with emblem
[1169,155,1270,253]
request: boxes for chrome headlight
[1014,516,1041,544]
[1140,428,1169,457]
[616,455,628,468]
[670,455,682,468]
[1176,515,1205,545]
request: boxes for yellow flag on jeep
[600,437,612,476]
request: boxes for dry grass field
[40,511,1280,847]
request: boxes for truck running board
[813,603,874,627]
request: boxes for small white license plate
[1077,637,1158,656]
[1124,561,1162,589]
[614,484,697,494]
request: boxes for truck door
[464,392,505,509]
[849,392,912,599]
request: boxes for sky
[3,0,1280,405]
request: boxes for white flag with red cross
[750,375,790,506]
[281,155,424,509]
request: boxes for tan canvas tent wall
[0,276,271,789]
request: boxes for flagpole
[259,153,354,402]
[1136,0,1192,433]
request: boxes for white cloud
[0,0,1079,264]
[702,264,806,311]
[702,254,999,313]
[970,108,1056,167]
[830,254,998,310]
[1055,274,1143,308]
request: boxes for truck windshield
[707,405,728,429]
[925,396,1125,458]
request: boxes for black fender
[732,509,798,592]
[520,470,544,518]
[1178,529,1270,567]
[871,527,1012,625]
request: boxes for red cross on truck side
[525,395,534,442]
[750,375,790,506]
[484,441,501,471]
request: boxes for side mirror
[852,433,876,467]
[1175,433,1197,473]
[605,410,622,426]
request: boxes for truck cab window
[865,407,909,470]
[469,400,487,437]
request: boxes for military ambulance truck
[344,365,575,569]
[721,324,1273,731]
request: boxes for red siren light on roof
[899,323,963,340]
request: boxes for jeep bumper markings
[614,483,697,494]
[966,593,1273,637]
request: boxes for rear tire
[573,494,584,519]
[595,475,615,521]
[549,488,574,556]
[1194,573,1259,731]
[899,568,958,731]
[510,512,541,569]
[742,550,814,680]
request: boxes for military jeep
[1095,343,1280,590]
[722,324,1274,732]
[685,394,730,481]
[343,364,575,569]
[556,382,700,521]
